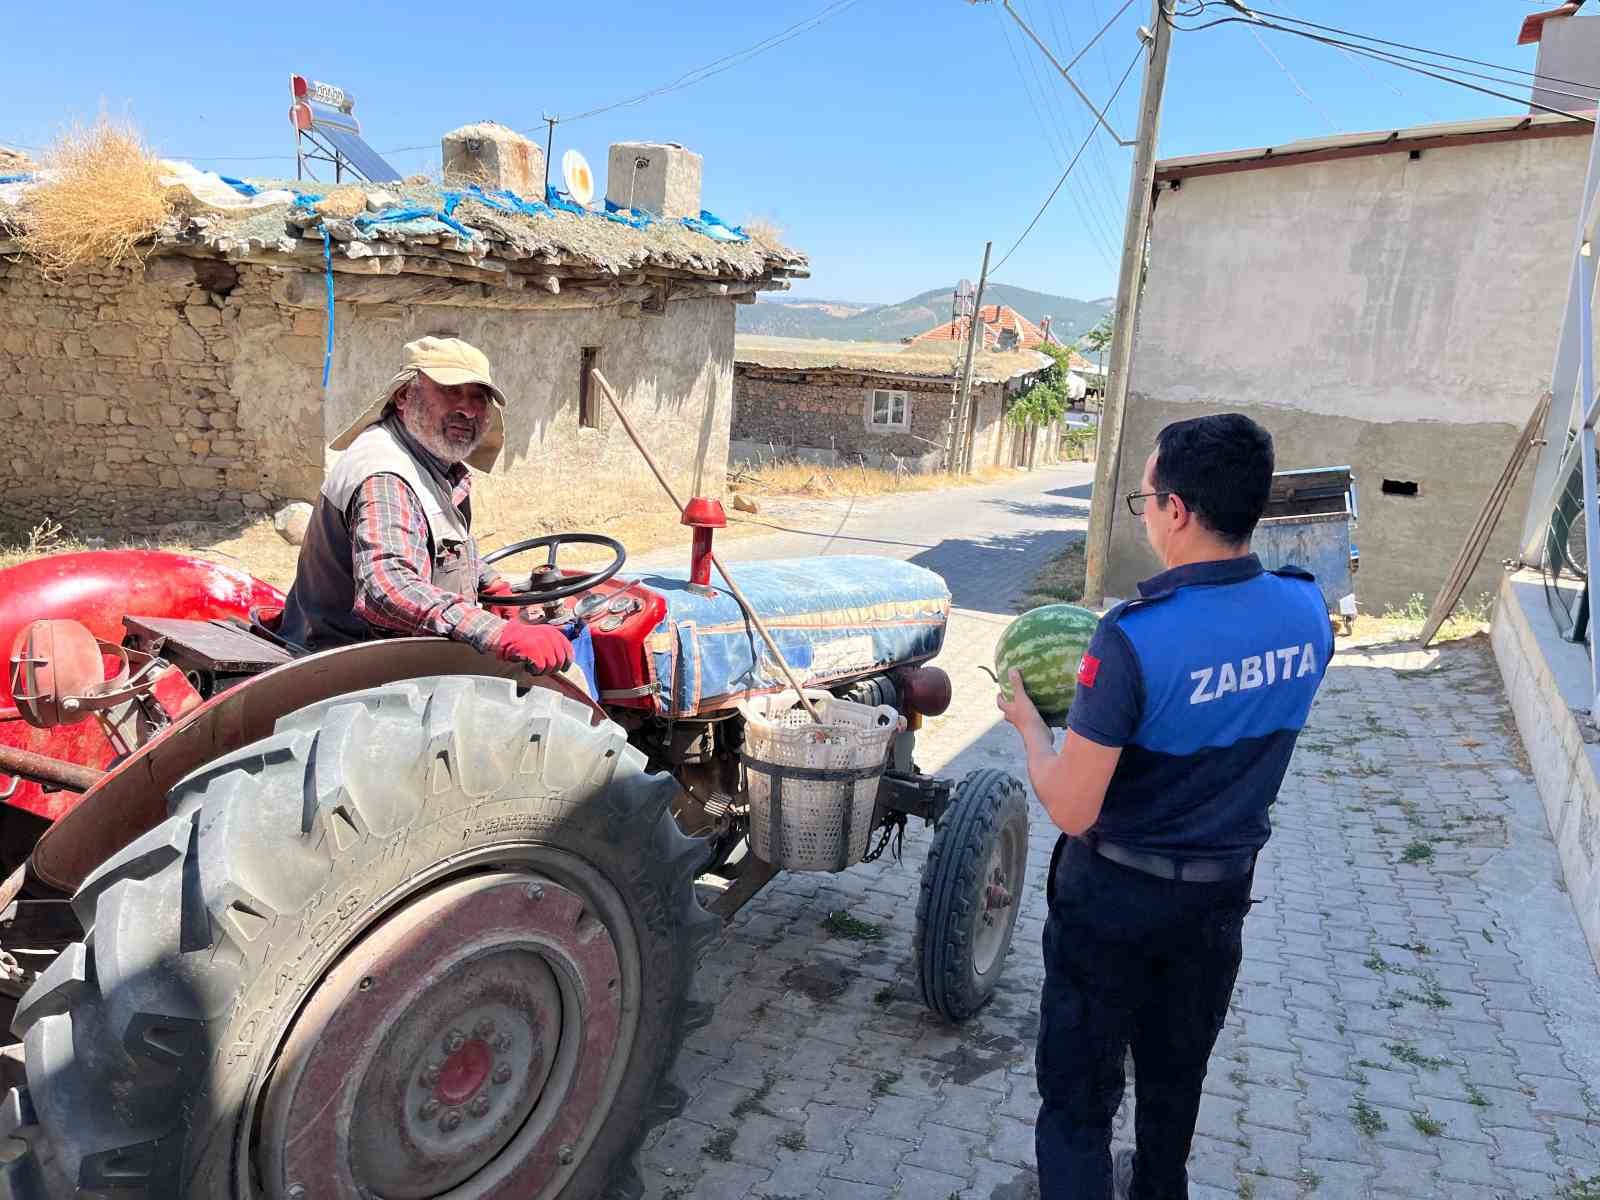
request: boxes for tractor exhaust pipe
[0,744,106,793]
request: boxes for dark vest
[279,417,479,652]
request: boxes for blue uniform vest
[1068,555,1332,860]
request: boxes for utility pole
[946,241,993,474]
[1081,0,1173,605]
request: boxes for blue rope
[318,227,334,389]
[0,173,35,186]
[218,175,260,197]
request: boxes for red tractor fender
[0,551,287,821]
[28,637,607,895]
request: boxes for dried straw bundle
[18,119,171,276]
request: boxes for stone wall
[0,252,738,539]
[0,255,323,535]
[317,294,737,513]
[1108,130,1591,609]
[730,368,1025,472]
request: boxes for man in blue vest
[998,413,1332,1200]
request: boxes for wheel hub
[258,871,625,1200]
[972,828,1022,977]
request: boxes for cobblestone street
[633,467,1600,1199]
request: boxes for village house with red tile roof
[906,303,1051,352]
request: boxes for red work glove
[492,622,573,675]
[481,577,524,622]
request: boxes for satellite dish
[562,149,595,207]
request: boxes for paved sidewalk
[632,469,1600,1199]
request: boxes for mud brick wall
[0,255,324,536]
[732,367,1021,470]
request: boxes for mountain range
[736,283,1113,344]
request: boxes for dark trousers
[1035,835,1254,1200]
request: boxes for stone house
[731,335,1056,473]
[1103,110,1593,610]
[0,127,805,535]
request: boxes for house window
[867,388,909,432]
[579,347,600,429]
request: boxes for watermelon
[987,603,1100,714]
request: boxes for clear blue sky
[5,1,1568,305]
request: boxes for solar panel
[315,124,401,183]
[290,76,402,183]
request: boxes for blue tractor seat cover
[632,556,950,715]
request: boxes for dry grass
[742,216,785,246]
[0,478,773,590]
[1353,591,1496,646]
[471,473,772,569]
[731,459,1021,499]
[1017,537,1087,611]
[16,118,171,276]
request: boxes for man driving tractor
[278,335,574,676]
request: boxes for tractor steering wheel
[480,533,627,606]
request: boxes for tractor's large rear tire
[3,677,716,1199]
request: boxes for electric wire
[1026,0,1138,257]
[559,0,863,124]
[992,43,1145,274]
[1170,8,1596,123]
[1247,23,1338,131]
[118,0,863,166]
[1272,0,1444,125]
[997,8,1122,270]
[1011,4,1127,266]
[1030,0,1131,254]
[1248,7,1600,93]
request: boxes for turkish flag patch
[1077,653,1100,688]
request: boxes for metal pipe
[0,744,105,793]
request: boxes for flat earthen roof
[734,335,1050,384]
[0,171,807,296]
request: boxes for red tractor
[0,530,1029,1199]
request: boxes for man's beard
[398,400,484,464]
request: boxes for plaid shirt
[347,464,508,653]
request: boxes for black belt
[1088,837,1255,883]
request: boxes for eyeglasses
[1125,490,1176,516]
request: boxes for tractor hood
[633,556,950,716]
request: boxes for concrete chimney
[606,142,703,219]
[1519,4,1600,115]
[442,123,544,196]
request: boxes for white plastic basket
[739,689,900,872]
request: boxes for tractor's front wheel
[6,677,715,1199]
[913,769,1030,1022]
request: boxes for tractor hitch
[876,770,952,825]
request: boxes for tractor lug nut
[468,1095,491,1118]
[419,1098,440,1120]
[286,1186,306,1200]
[444,1029,466,1053]
[492,1064,513,1086]
[440,1109,463,1132]
[494,1033,513,1053]
[558,1145,575,1165]
[525,883,544,902]
[421,1062,442,1087]
[474,1018,496,1039]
